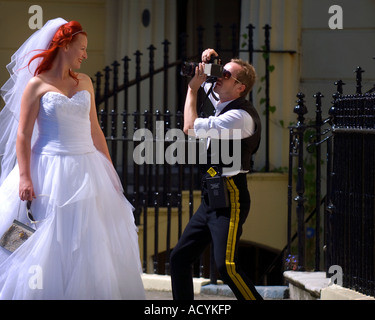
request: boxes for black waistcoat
[200,97,261,174]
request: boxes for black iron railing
[287,66,375,297]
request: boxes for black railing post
[132,108,141,225]
[153,110,161,274]
[230,23,238,58]
[101,66,111,135]
[294,92,307,270]
[334,79,345,95]
[134,50,143,114]
[363,96,375,296]
[142,109,151,273]
[354,66,364,95]
[94,71,102,109]
[246,24,255,65]
[324,131,334,273]
[121,56,130,193]
[122,56,131,114]
[176,110,183,239]
[163,109,171,205]
[165,115,172,274]
[133,51,142,230]
[178,33,188,111]
[325,79,343,274]
[111,60,120,165]
[314,92,323,271]
[287,127,295,258]
[326,88,339,275]
[147,46,156,206]
[246,23,255,103]
[111,60,120,119]
[162,40,171,113]
[263,24,271,172]
[147,45,156,118]
[188,157,195,220]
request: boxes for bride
[0,18,145,299]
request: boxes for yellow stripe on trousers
[225,177,256,300]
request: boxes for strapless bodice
[32,90,96,155]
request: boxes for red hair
[28,21,87,84]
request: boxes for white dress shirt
[193,82,255,138]
[193,82,255,176]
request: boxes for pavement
[145,289,236,300]
[141,274,289,300]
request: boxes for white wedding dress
[0,90,145,299]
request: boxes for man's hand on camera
[201,48,219,63]
[188,63,206,92]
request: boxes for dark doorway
[177,0,242,62]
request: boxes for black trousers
[170,173,262,300]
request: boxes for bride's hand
[19,176,36,201]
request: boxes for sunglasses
[222,69,242,84]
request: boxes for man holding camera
[170,49,262,300]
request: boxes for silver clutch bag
[0,201,36,253]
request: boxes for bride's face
[65,34,88,70]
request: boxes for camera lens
[180,62,199,77]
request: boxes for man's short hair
[231,59,257,98]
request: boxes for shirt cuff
[193,117,214,137]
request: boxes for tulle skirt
[0,150,145,300]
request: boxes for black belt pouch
[206,175,229,209]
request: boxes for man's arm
[183,63,206,135]
[183,48,220,135]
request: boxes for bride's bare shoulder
[76,73,94,93]
[27,75,44,87]
[24,76,52,99]
[76,73,91,83]
[24,76,44,93]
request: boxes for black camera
[180,55,223,79]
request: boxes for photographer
[170,49,262,300]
